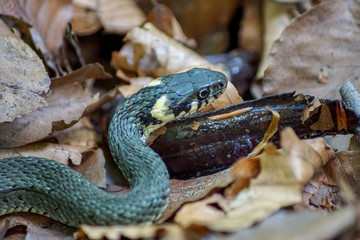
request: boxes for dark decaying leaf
[152,93,359,178]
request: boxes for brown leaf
[0,214,73,240]
[73,149,107,188]
[112,23,242,109]
[247,107,280,157]
[122,22,211,76]
[158,0,239,53]
[223,206,357,240]
[75,223,184,240]
[324,150,360,193]
[71,3,102,36]
[0,63,113,148]
[98,0,145,33]
[146,2,196,48]
[263,0,360,99]
[301,98,321,123]
[0,0,74,72]
[0,82,90,148]
[50,63,112,88]
[173,128,335,232]
[0,142,86,165]
[0,19,50,123]
[159,169,233,223]
[54,117,100,148]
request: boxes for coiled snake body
[0,68,227,227]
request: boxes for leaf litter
[0,1,359,240]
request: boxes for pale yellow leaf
[0,19,50,123]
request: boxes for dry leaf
[248,107,280,157]
[71,3,102,36]
[98,0,145,33]
[146,2,196,48]
[0,63,113,148]
[0,214,73,240]
[174,128,335,232]
[160,169,233,223]
[226,156,260,197]
[263,0,360,99]
[76,223,184,240]
[54,117,100,148]
[112,23,242,108]
[0,0,74,73]
[324,150,360,193]
[0,19,50,123]
[158,0,239,53]
[221,206,357,240]
[255,1,291,80]
[122,22,211,76]
[239,0,262,52]
[72,149,107,188]
[301,98,321,123]
[73,0,145,34]
[0,142,87,165]
[0,82,90,148]
[50,63,112,88]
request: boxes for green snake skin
[0,68,227,227]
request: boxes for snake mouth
[211,79,228,99]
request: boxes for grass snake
[0,68,227,227]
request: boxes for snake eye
[198,87,210,99]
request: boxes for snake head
[149,68,228,122]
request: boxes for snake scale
[0,68,227,227]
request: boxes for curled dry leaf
[73,0,145,34]
[0,214,73,240]
[159,168,233,223]
[324,150,360,193]
[0,141,106,187]
[0,142,86,166]
[239,0,262,52]
[0,19,50,123]
[119,22,211,76]
[301,98,322,123]
[50,62,113,88]
[255,1,291,80]
[263,0,360,99]
[146,2,196,48]
[247,107,280,157]
[111,22,242,108]
[76,223,184,240]
[98,0,145,33]
[71,3,102,36]
[55,117,100,148]
[0,82,90,148]
[72,149,107,188]
[0,0,74,73]
[174,128,335,232]
[0,63,113,148]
